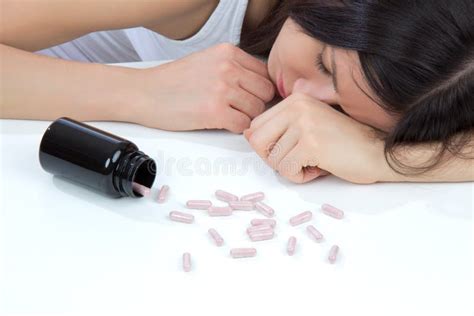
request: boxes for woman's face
[267,18,398,132]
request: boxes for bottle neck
[113,150,156,198]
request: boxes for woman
[1,0,472,184]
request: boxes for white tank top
[36,0,249,63]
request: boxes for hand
[132,43,275,133]
[244,79,388,184]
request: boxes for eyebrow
[330,48,339,93]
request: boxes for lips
[277,73,287,98]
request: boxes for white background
[0,62,472,316]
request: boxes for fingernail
[306,166,320,174]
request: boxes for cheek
[342,102,398,131]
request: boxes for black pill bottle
[39,117,156,198]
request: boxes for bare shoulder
[144,0,220,40]
[0,0,218,50]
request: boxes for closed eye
[316,52,331,76]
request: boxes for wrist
[101,64,151,124]
[376,143,407,183]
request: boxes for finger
[278,144,322,184]
[243,128,252,140]
[267,127,299,170]
[222,107,251,134]
[248,113,289,160]
[238,67,275,103]
[228,88,265,119]
[233,47,271,79]
[302,166,326,183]
[292,78,317,96]
[249,97,289,131]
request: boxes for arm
[245,92,473,184]
[0,43,141,122]
[0,0,217,51]
[381,136,474,183]
[0,0,274,132]
[0,42,274,132]
[0,0,220,121]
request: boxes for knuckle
[213,81,231,96]
[248,134,259,148]
[229,116,250,133]
[247,98,265,116]
[264,82,276,101]
[217,60,237,77]
[216,43,237,56]
[292,99,312,113]
[254,100,266,115]
[290,92,310,103]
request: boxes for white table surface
[0,61,473,316]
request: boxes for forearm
[0,44,144,122]
[380,135,474,183]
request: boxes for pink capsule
[250,218,276,227]
[208,206,233,217]
[169,211,194,224]
[132,182,151,197]
[289,211,312,226]
[307,225,324,242]
[157,185,169,203]
[321,203,344,219]
[287,236,297,256]
[249,230,274,242]
[208,228,224,246]
[240,191,265,202]
[246,225,273,235]
[228,200,254,211]
[254,202,275,218]
[328,245,339,264]
[215,190,239,202]
[186,200,212,210]
[230,248,257,258]
[183,252,191,272]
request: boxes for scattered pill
[328,245,339,264]
[157,185,169,203]
[254,202,275,217]
[289,211,312,226]
[169,211,194,224]
[240,191,265,202]
[183,252,191,272]
[307,225,324,242]
[246,225,273,235]
[321,204,344,219]
[249,230,274,242]
[132,182,151,197]
[228,200,254,211]
[186,200,212,210]
[230,248,257,258]
[208,206,233,217]
[287,237,297,256]
[250,218,276,227]
[208,228,224,246]
[215,190,239,202]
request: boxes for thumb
[292,78,319,98]
[293,78,336,104]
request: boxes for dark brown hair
[240,0,474,176]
